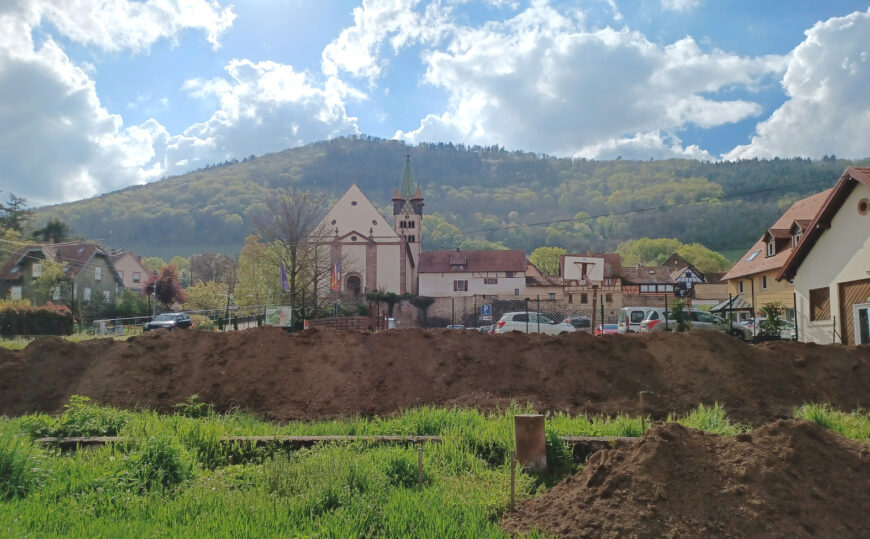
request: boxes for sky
[2,0,870,206]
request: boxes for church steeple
[400,155,416,199]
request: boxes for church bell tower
[393,155,424,264]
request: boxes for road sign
[481,304,492,320]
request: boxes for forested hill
[36,136,869,259]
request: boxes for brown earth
[0,327,868,424]
[501,419,870,538]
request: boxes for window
[746,250,761,261]
[410,221,415,229]
[133,272,141,283]
[11,286,22,300]
[739,281,744,294]
[767,241,775,257]
[793,233,802,247]
[605,293,612,302]
[118,270,124,280]
[580,293,588,304]
[548,293,556,300]
[408,235,415,243]
[761,275,768,290]
[483,277,498,285]
[453,280,468,292]
[103,290,111,302]
[809,287,831,321]
[512,313,529,322]
[32,263,42,277]
[605,278,612,286]
[505,272,515,278]
[95,267,102,281]
[83,287,92,301]
[514,289,520,296]
[641,285,650,292]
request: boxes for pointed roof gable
[315,184,399,241]
[778,167,870,281]
[722,188,832,281]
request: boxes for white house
[418,249,528,298]
[778,167,870,344]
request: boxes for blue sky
[1,0,869,206]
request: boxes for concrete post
[514,414,547,473]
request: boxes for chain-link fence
[423,294,681,334]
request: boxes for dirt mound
[0,327,869,423]
[502,420,870,538]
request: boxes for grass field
[1,398,867,537]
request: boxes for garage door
[838,278,870,344]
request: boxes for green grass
[0,397,787,537]
[793,403,870,441]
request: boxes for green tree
[758,301,787,337]
[458,238,507,251]
[141,257,167,274]
[676,243,731,273]
[116,289,150,318]
[182,280,228,311]
[31,260,68,305]
[617,237,730,273]
[0,192,32,232]
[669,298,691,332]
[234,234,278,306]
[32,217,71,243]
[529,246,566,276]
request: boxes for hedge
[0,303,74,335]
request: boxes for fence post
[793,292,799,342]
[664,295,669,330]
[417,445,423,491]
[510,450,516,510]
[536,295,540,332]
[525,299,529,333]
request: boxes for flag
[331,261,341,292]
[280,262,290,292]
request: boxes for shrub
[669,299,691,332]
[758,301,787,337]
[0,431,45,499]
[18,396,130,438]
[122,435,195,491]
[173,395,215,419]
[0,302,73,335]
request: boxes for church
[312,156,423,299]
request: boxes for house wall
[2,253,45,300]
[73,255,121,304]
[376,244,401,292]
[112,253,147,291]
[793,185,870,344]
[418,272,526,298]
[727,270,794,315]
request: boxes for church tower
[392,155,424,264]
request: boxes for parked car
[618,306,650,333]
[477,325,494,334]
[143,312,193,332]
[594,323,619,335]
[640,308,751,340]
[562,316,591,331]
[495,312,576,335]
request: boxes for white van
[618,307,651,333]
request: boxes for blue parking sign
[481,304,492,317]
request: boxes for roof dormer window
[767,241,775,257]
[793,233,802,248]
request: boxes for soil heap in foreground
[0,327,868,423]
[502,420,870,538]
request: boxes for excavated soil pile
[0,327,868,422]
[501,420,870,538]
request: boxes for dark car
[562,316,591,330]
[143,312,193,332]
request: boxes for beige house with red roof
[778,167,870,344]
[109,250,149,292]
[418,249,528,298]
[722,188,831,321]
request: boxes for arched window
[346,275,362,298]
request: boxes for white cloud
[0,0,238,205]
[396,3,782,158]
[38,0,236,52]
[661,0,700,13]
[167,60,359,173]
[574,131,711,160]
[321,0,452,81]
[726,8,870,160]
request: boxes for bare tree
[255,188,329,311]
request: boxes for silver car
[494,312,576,335]
[640,308,751,340]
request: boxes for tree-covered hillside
[35,136,868,258]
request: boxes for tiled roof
[618,265,675,284]
[0,241,115,281]
[723,188,832,281]
[704,272,727,284]
[418,249,528,273]
[779,167,870,281]
[710,295,752,313]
